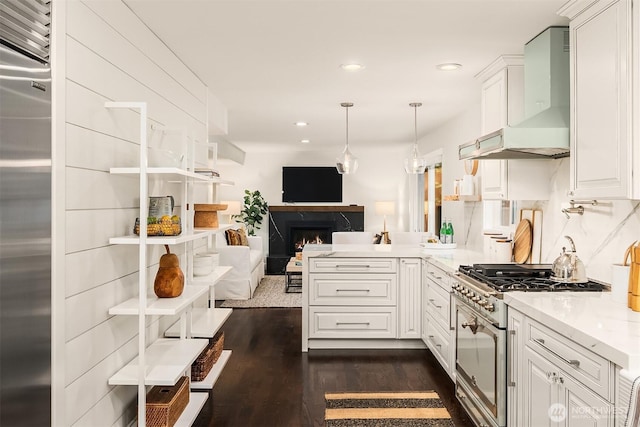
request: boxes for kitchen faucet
[561,200,598,219]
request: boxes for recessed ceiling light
[300,139,310,144]
[294,121,308,127]
[340,63,365,72]
[436,63,462,71]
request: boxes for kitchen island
[301,243,484,352]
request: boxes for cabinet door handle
[336,264,370,269]
[336,322,370,326]
[336,289,371,292]
[429,298,442,309]
[534,338,581,368]
[507,330,516,387]
[429,271,443,280]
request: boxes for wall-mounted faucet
[561,200,598,219]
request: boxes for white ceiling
[125,0,568,153]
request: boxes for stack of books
[194,168,220,177]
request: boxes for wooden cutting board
[513,219,533,264]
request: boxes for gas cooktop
[458,264,604,293]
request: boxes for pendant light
[336,102,358,174]
[404,102,427,174]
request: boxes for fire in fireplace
[288,223,334,255]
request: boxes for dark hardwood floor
[194,308,473,427]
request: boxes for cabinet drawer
[525,318,611,400]
[424,316,451,372]
[309,307,397,339]
[425,261,450,291]
[309,274,396,306]
[309,258,397,273]
[425,283,450,332]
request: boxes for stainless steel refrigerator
[1,1,52,424]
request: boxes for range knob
[484,303,495,312]
[471,296,481,303]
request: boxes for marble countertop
[302,243,486,271]
[505,292,640,371]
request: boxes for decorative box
[145,376,189,427]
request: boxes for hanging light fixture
[336,102,358,174]
[404,102,427,174]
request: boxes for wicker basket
[146,376,190,427]
[191,331,224,382]
[134,217,182,236]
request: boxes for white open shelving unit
[105,101,235,427]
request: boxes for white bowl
[193,265,213,277]
[194,252,219,268]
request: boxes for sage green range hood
[459,27,570,160]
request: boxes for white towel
[624,370,640,427]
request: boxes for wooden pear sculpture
[154,245,184,298]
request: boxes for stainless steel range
[452,263,603,427]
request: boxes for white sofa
[214,233,265,300]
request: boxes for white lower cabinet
[509,308,614,427]
[309,306,397,339]
[399,258,421,339]
[304,256,423,349]
[523,346,611,427]
[422,259,455,379]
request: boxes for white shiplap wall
[53,1,212,425]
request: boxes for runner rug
[324,391,455,427]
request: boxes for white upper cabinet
[560,0,634,199]
[477,57,551,200]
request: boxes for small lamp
[375,201,395,244]
[220,200,242,225]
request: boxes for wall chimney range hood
[459,27,570,160]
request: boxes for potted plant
[234,189,268,236]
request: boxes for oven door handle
[461,317,480,334]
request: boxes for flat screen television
[282,166,342,202]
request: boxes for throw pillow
[237,228,249,246]
[225,228,249,246]
[225,229,240,246]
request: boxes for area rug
[324,391,455,426]
[219,275,302,308]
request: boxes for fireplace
[288,222,334,255]
[267,205,365,274]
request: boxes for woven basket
[146,376,190,427]
[191,331,224,382]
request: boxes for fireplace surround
[267,205,365,274]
